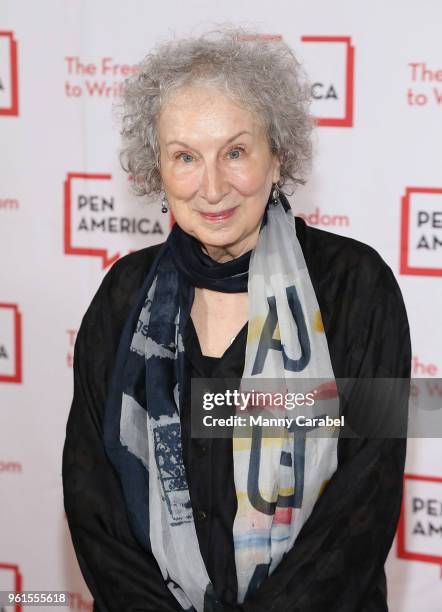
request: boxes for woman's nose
[201,162,229,205]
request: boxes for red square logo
[0,32,19,116]
[300,36,355,127]
[400,187,442,276]
[63,172,168,268]
[0,303,22,384]
[397,473,442,567]
[0,563,23,612]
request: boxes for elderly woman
[62,25,411,612]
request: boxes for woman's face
[157,86,280,262]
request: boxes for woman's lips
[199,206,237,222]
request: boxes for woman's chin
[193,226,242,250]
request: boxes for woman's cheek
[167,171,199,201]
[228,163,269,195]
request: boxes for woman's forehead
[158,86,265,139]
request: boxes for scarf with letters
[104,189,338,611]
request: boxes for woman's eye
[176,153,194,163]
[227,147,244,159]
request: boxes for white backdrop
[1,1,441,611]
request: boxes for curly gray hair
[118,23,314,198]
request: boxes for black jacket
[62,217,411,611]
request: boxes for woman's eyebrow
[166,130,252,148]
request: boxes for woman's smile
[198,206,238,222]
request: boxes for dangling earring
[272,182,281,206]
[161,191,169,213]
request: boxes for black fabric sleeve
[235,264,411,612]
[62,262,183,612]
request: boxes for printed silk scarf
[103,190,338,611]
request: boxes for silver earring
[161,191,168,213]
[272,182,280,206]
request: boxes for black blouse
[62,217,411,612]
[181,317,248,605]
